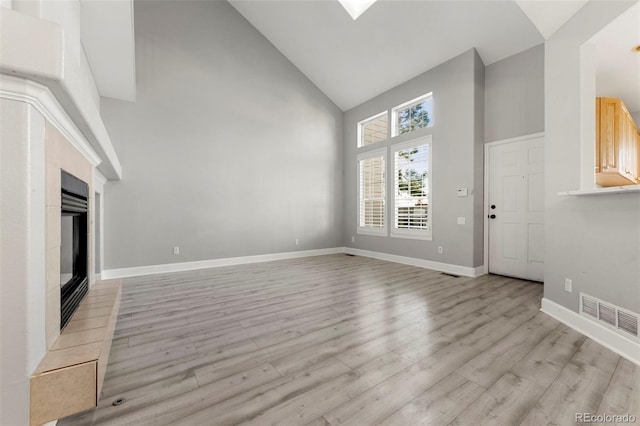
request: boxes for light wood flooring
[61,254,639,425]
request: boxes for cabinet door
[627,116,639,182]
[619,108,631,180]
[637,130,640,183]
[619,106,637,182]
[599,97,620,172]
[595,98,601,173]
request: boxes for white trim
[92,169,105,280]
[93,169,108,187]
[484,132,545,147]
[345,247,484,278]
[0,74,101,166]
[389,232,432,241]
[102,247,485,281]
[356,146,387,161]
[541,298,640,366]
[483,132,545,275]
[356,227,387,237]
[558,185,640,196]
[102,248,346,279]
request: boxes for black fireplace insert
[60,170,89,329]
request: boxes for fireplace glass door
[60,171,89,329]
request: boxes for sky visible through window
[398,97,433,135]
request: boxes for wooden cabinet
[637,129,640,183]
[596,97,640,186]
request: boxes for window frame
[390,135,433,241]
[357,111,389,148]
[391,92,433,137]
[357,147,388,236]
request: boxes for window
[357,149,386,235]
[358,112,388,147]
[391,136,432,240]
[338,0,378,20]
[391,93,433,136]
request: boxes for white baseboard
[541,298,640,366]
[101,248,346,279]
[344,247,485,278]
[102,247,485,280]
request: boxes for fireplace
[60,170,89,329]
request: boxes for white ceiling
[514,0,588,40]
[80,0,136,102]
[229,0,545,111]
[590,2,640,113]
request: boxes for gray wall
[343,49,485,269]
[485,44,544,143]
[631,111,640,128]
[545,0,640,314]
[101,0,343,270]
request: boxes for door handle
[488,214,496,219]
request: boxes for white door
[488,136,544,282]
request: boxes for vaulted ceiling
[85,0,598,109]
[229,0,549,110]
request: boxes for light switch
[457,188,468,197]
[457,217,465,225]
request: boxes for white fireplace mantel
[0,7,122,180]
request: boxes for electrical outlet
[173,246,180,255]
[564,278,572,292]
[437,246,443,254]
[295,239,300,245]
[351,236,355,243]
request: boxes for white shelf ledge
[558,185,640,196]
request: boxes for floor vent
[580,293,639,340]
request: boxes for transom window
[358,112,388,147]
[392,93,433,136]
[391,136,432,240]
[357,149,386,235]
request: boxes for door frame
[483,132,545,275]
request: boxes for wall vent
[618,311,639,336]
[598,302,616,326]
[582,296,598,318]
[580,293,639,341]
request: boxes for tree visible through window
[392,136,432,239]
[393,93,433,136]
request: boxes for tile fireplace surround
[44,120,94,348]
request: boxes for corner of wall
[543,0,640,318]
[473,50,486,267]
